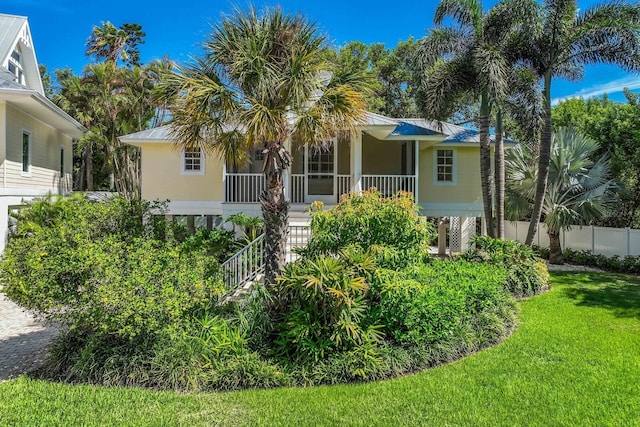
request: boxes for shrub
[562,249,640,274]
[375,261,517,349]
[300,190,435,269]
[462,237,549,298]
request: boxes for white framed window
[8,48,25,85]
[181,147,205,175]
[21,130,31,176]
[433,148,456,185]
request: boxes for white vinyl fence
[505,221,640,257]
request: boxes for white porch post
[414,140,420,203]
[222,162,227,203]
[283,138,291,202]
[351,131,363,192]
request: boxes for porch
[223,132,418,204]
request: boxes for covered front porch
[223,132,418,205]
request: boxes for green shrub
[563,249,640,274]
[375,261,517,349]
[462,237,549,298]
[300,190,435,269]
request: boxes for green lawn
[1,272,639,426]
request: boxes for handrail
[221,233,265,289]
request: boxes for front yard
[1,271,638,426]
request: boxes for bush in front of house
[561,248,640,274]
[462,236,550,298]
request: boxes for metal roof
[364,111,399,126]
[0,14,27,66]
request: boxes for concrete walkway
[0,293,58,382]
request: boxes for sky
[3,0,640,106]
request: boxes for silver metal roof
[0,14,27,66]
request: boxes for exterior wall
[337,140,350,175]
[3,103,72,193]
[0,102,5,183]
[140,143,223,202]
[362,134,404,175]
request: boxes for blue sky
[3,0,640,105]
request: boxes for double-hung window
[434,149,456,185]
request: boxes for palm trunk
[261,142,292,285]
[526,73,552,245]
[479,94,494,237]
[494,109,505,239]
[86,145,94,191]
[548,230,563,264]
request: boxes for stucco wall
[362,134,404,175]
[140,143,223,201]
[3,103,72,193]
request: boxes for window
[22,131,31,175]
[434,149,456,185]
[60,146,65,175]
[8,48,24,85]
[181,147,204,175]
[253,148,265,161]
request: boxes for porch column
[351,131,363,192]
[283,138,291,202]
[414,140,420,203]
[222,162,227,203]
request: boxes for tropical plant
[506,128,617,263]
[414,0,537,238]
[86,21,146,67]
[157,6,369,284]
[517,0,640,245]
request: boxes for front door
[305,144,336,204]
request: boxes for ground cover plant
[2,271,638,426]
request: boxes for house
[0,13,85,250]
[121,112,512,252]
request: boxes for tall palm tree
[86,22,146,67]
[414,0,536,237]
[519,0,640,246]
[506,128,617,263]
[158,7,369,284]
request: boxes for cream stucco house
[121,112,511,251]
[0,14,85,250]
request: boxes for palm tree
[86,22,145,67]
[158,7,369,284]
[518,0,640,246]
[506,128,616,263]
[414,0,536,237]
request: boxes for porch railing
[337,175,351,200]
[225,173,264,203]
[291,174,305,203]
[361,175,416,198]
[221,233,265,289]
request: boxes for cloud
[551,76,640,105]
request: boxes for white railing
[291,174,305,203]
[287,224,312,263]
[225,173,264,203]
[361,175,416,198]
[337,175,351,200]
[221,233,265,289]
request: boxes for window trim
[21,130,31,177]
[433,148,457,186]
[180,147,205,175]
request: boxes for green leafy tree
[516,0,640,245]
[157,7,369,284]
[553,90,640,227]
[506,128,617,263]
[86,21,146,67]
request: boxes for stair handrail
[221,233,265,289]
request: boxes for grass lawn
[1,272,639,426]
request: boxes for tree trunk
[86,144,94,191]
[548,230,563,264]
[494,109,505,239]
[261,142,292,285]
[479,94,494,237]
[526,73,552,245]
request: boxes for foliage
[552,91,640,228]
[300,190,435,269]
[375,260,517,349]
[225,212,264,243]
[561,249,640,275]
[86,21,146,67]
[270,246,383,365]
[505,128,618,263]
[462,236,549,297]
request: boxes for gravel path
[0,293,58,382]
